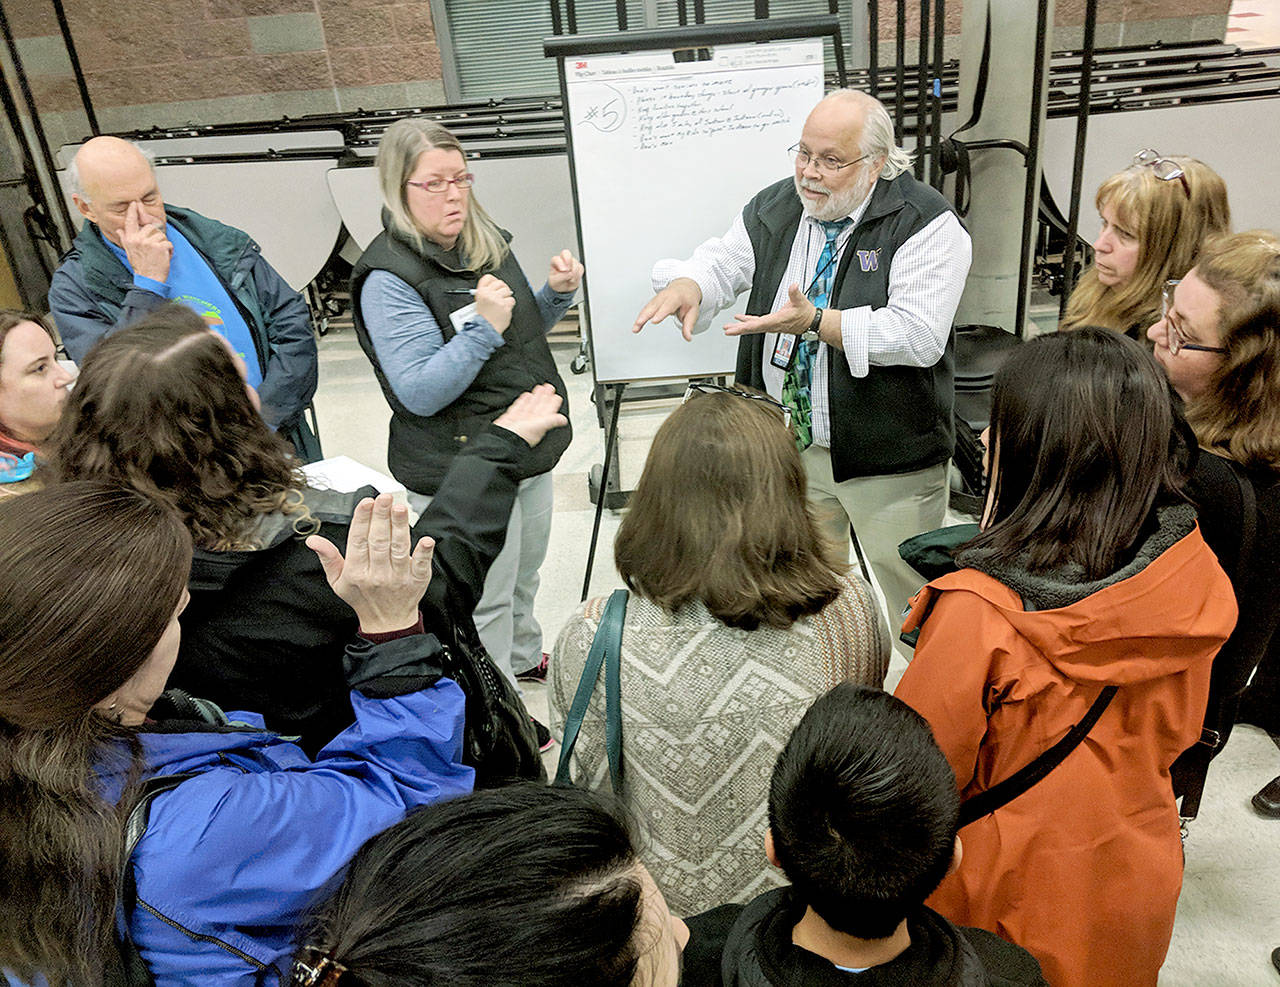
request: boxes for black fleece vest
[735,174,956,481]
[351,224,571,495]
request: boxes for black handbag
[440,617,546,787]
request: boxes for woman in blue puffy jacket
[0,389,564,985]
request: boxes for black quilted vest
[352,221,571,495]
[736,174,956,481]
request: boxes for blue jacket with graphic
[48,205,319,441]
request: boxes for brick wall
[877,0,1231,56]
[8,0,1234,155]
[10,0,446,152]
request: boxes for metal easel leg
[582,382,626,601]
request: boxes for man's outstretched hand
[632,277,702,342]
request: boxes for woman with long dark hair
[0,481,472,985]
[894,329,1237,987]
[50,303,564,774]
[550,387,888,915]
[291,784,688,987]
[0,310,73,494]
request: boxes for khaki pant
[802,445,948,631]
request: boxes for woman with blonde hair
[49,302,565,776]
[550,386,889,915]
[353,118,583,717]
[1060,151,1229,337]
[1147,230,1280,818]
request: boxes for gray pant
[801,445,948,632]
[408,470,554,688]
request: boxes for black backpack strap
[958,685,1118,828]
[937,0,991,216]
[1232,461,1258,579]
[115,773,199,986]
[1174,462,1259,822]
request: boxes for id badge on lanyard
[770,333,798,370]
[770,227,841,371]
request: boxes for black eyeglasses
[682,381,792,427]
[1133,149,1190,199]
[1161,280,1227,356]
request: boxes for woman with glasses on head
[1149,231,1280,821]
[895,329,1236,987]
[1059,151,1230,337]
[352,118,583,705]
[550,387,889,915]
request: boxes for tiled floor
[1227,0,1280,49]
[312,326,1280,985]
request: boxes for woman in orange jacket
[895,328,1237,987]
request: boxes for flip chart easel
[544,16,846,597]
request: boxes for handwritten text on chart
[577,76,819,150]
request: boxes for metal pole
[868,0,879,95]
[930,0,945,188]
[582,382,626,601]
[895,0,906,137]
[615,0,628,30]
[49,0,97,135]
[1059,0,1097,316]
[567,0,578,34]
[1016,0,1051,338]
[915,0,929,180]
[0,0,73,242]
[550,0,564,36]
[755,0,769,18]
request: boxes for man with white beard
[633,89,971,622]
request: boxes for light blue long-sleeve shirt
[360,270,576,417]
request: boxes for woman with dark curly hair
[50,302,566,764]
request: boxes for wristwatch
[801,306,823,342]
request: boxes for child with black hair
[681,683,1046,986]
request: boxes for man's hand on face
[122,200,173,284]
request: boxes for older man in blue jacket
[49,135,320,459]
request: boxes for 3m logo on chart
[856,249,880,273]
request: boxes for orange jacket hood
[903,522,1238,687]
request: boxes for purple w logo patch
[857,249,880,272]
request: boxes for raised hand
[548,249,584,293]
[121,201,173,283]
[474,274,515,334]
[632,277,702,342]
[492,383,569,447]
[306,493,435,635]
